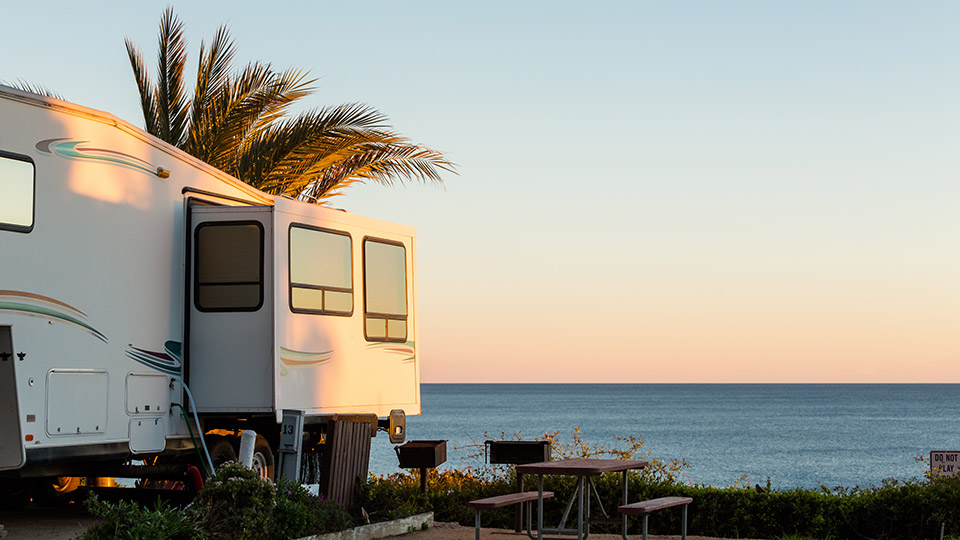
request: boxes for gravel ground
[0,505,94,540]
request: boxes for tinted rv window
[194,222,263,311]
[363,239,407,342]
[289,225,353,315]
[0,152,35,232]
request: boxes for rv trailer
[0,86,418,505]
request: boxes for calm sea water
[368,384,959,489]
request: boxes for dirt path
[407,522,762,540]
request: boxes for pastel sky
[3,2,958,382]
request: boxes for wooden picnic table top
[515,458,649,476]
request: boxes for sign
[930,451,960,476]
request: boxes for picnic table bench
[618,496,692,540]
[468,491,554,540]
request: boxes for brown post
[318,419,372,512]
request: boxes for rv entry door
[187,205,275,413]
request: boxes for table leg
[577,474,584,540]
[516,472,524,533]
[537,474,544,540]
[584,477,591,540]
[621,470,628,540]
[513,473,530,532]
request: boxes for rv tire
[34,476,81,506]
[251,435,275,481]
[0,478,35,510]
[206,435,237,474]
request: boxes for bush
[77,463,355,540]
[192,462,276,540]
[271,477,354,539]
[271,479,316,540]
[78,493,204,540]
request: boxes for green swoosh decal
[0,301,107,342]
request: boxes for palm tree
[125,8,454,203]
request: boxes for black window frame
[362,237,408,343]
[193,220,265,313]
[288,223,354,316]
[0,150,36,233]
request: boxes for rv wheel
[34,476,81,506]
[206,435,237,473]
[251,435,275,481]
[0,478,36,510]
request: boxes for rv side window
[0,152,35,233]
[289,225,353,315]
[363,238,407,342]
[194,222,264,311]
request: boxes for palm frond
[124,38,159,136]
[154,6,189,147]
[189,23,235,156]
[127,8,455,202]
[2,79,64,100]
[298,142,453,203]
[233,105,455,202]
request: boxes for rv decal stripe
[279,347,334,367]
[365,341,416,362]
[36,138,159,177]
[0,290,87,317]
[125,348,181,375]
[0,301,107,342]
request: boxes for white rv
[0,86,418,505]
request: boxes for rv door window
[194,222,264,311]
[0,152,35,232]
[289,225,353,315]
[363,239,407,342]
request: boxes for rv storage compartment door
[0,327,25,470]
[188,206,274,412]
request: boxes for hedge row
[364,470,960,540]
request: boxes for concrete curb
[295,512,434,540]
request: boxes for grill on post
[486,441,552,532]
[485,440,552,465]
[395,440,447,493]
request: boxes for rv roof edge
[0,85,273,206]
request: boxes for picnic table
[515,458,648,540]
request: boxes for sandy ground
[0,507,762,540]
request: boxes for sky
[3,2,959,382]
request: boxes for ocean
[367,384,960,489]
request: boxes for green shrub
[78,493,204,540]
[270,477,354,538]
[310,495,356,533]
[77,462,356,540]
[192,462,277,540]
[271,478,316,540]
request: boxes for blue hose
[171,376,216,476]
